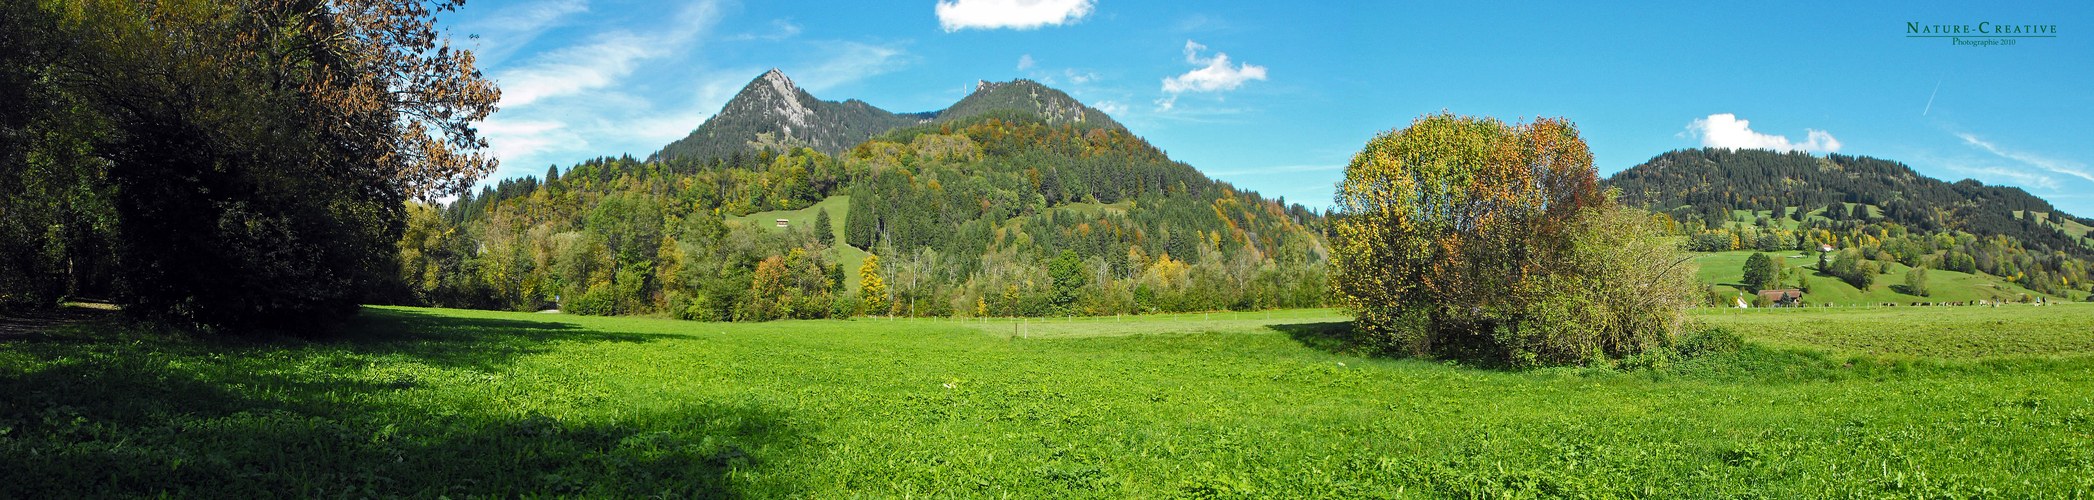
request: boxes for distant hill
[1602,148,2092,301]
[652,71,1123,164]
[1606,148,2094,257]
[932,79,1124,131]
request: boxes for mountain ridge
[652,70,1123,164]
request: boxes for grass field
[1693,250,2067,305]
[1721,204,1877,231]
[4,305,2093,497]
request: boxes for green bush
[1676,327,1744,359]
[565,284,619,316]
[1332,114,1700,367]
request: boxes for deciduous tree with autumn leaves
[0,0,499,331]
[1332,113,1698,366]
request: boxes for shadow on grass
[332,307,682,372]
[1267,321,1369,355]
[0,306,791,497]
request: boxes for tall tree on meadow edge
[814,208,835,246]
[1906,265,1931,297]
[1332,112,1694,366]
[1742,253,1776,292]
[3,0,498,331]
[859,254,887,316]
[1047,249,1087,312]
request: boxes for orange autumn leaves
[1334,113,1689,365]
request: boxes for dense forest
[397,111,1331,320]
[0,0,498,330]
[1606,148,2094,298]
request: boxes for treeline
[395,115,1331,320]
[0,0,497,330]
[1610,148,2094,257]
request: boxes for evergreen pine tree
[814,208,835,246]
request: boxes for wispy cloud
[455,0,589,67]
[725,19,803,42]
[491,1,721,109]
[1681,113,1841,153]
[1064,68,1096,84]
[936,0,1095,32]
[1016,54,1036,71]
[477,1,725,179]
[493,32,660,108]
[788,42,910,93]
[1948,165,2059,190]
[1091,100,1126,115]
[1956,132,2094,183]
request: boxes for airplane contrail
[1923,79,1941,116]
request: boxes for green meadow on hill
[1693,250,2067,305]
[4,305,2091,497]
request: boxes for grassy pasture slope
[4,305,2092,497]
[1693,250,2064,305]
[728,195,869,292]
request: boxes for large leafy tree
[1333,113,1689,366]
[4,0,497,330]
[1742,253,1776,292]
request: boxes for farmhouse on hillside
[1757,288,1803,307]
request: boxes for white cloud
[1956,132,2094,183]
[1682,113,1841,153]
[1162,40,1267,94]
[1017,54,1036,70]
[936,0,1095,32]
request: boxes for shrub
[566,284,619,316]
[1676,327,1745,359]
[1332,113,1698,367]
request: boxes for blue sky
[449,1,2094,215]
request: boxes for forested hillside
[1605,148,2093,299]
[396,76,1330,320]
[650,72,1121,165]
[933,80,1124,131]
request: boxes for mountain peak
[653,69,919,163]
[655,73,1127,164]
[942,79,1123,131]
[759,68,797,94]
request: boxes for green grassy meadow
[1693,250,2066,305]
[5,305,2094,497]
